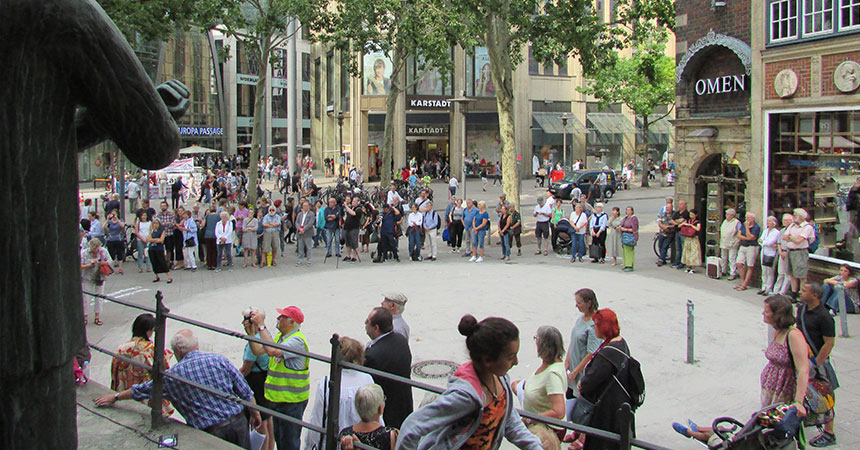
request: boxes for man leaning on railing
[94,329,263,448]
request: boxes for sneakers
[469,255,477,262]
[475,256,483,263]
[809,432,836,447]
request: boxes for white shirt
[386,190,403,206]
[215,220,233,243]
[304,370,379,450]
[449,177,459,188]
[408,212,423,228]
[571,211,589,234]
[534,203,552,222]
[126,182,140,199]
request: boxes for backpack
[604,346,646,411]
[808,223,820,253]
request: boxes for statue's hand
[157,79,190,120]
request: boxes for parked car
[549,169,618,200]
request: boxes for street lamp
[447,91,474,204]
[336,111,344,178]
[560,113,569,167]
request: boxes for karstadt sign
[695,74,746,96]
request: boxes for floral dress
[760,333,796,407]
[111,337,175,415]
[681,220,702,267]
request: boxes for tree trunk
[640,117,650,188]
[379,40,405,188]
[247,35,271,204]
[485,13,520,208]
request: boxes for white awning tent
[178,145,222,155]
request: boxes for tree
[305,0,464,187]
[97,0,222,42]
[218,0,324,203]
[449,0,674,206]
[578,31,675,187]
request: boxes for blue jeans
[313,227,324,247]
[501,233,511,258]
[475,228,487,249]
[673,232,685,266]
[408,228,421,259]
[136,239,151,270]
[271,400,307,450]
[823,284,856,313]
[572,233,586,259]
[217,243,232,268]
[658,234,673,262]
[324,228,340,256]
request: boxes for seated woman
[822,265,859,314]
[513,326,566,441]
[339,384,398,450]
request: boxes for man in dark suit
[364,307,413,428]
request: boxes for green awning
[532,112,586,134]
[586,113,635,134]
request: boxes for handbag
[98,261,114,276]
[762,254,776,267]
[184,237,196,247]
[621,232,636,247]
[589,243,602,260]
[679,224,697,237]
[788,316,837,427]
[441,227,450,242]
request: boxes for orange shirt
[461,392,507,450]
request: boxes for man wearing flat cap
[381,292,410,341]
[251,306,309,450]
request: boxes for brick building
[673,0,755,261]
[752,0,860,267]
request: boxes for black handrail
[85,290,668,450]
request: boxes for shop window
[841,0,860,30]
[771,0,800,41]
[803,0,834,36]
[768,110,860,263]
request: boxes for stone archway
[676,30,752,83]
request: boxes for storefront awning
[639,114,674,135]
[532,112,586,134]
[586,113,635,134]
[800,136,859,149]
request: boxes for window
[326,51,334,108]
[803,0,834,36]
[314,57,321,118]
[771,0,799,41]
[302,52,310,83]
[558,58,568,77]
[528,46,540,75]
[340,53,350,111]
[841,0,860,29]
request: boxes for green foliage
[578,31,675,119]
[97,0,224,43]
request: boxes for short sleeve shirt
[243,334,270,373]
[797,304,835,356]
[523,361,566,424]
[534,204,552,223]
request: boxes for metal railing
[84,290,671,450]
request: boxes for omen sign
[695,75,746,96]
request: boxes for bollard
[837,285,850,338]
[686,300,695,364]
[151,291,168,428]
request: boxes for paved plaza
[79,180,859,449]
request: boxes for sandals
[94,319,104,326]
[809,432,836,447]
[734,285,748,291]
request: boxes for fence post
[324,334,343,450]
[686,300,695,364]
[617,403,634,450]
[836,285,850,338]
[150,291,169,429]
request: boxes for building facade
[311,2,674,181]
[673,0,754,260]
[752,0,860,266]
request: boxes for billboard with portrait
[473,47,494,97]
[363,51,393,95]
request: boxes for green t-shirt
[523,361,566,428]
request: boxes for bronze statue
[0,1,189,447]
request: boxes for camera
[244,314,252,321]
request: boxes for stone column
[449,46,466,181]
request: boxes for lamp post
[336,111,344,178]
[448,91,474,204]
[560,113,569,167]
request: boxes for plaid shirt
[155,211,176,236]
[131,351,253,429]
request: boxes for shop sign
[238,74,259,85]
[407,96,451,110]
[179,127,224,136]
[407,125,449,136]
[695,74,745,96]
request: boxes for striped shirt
[131,351,253,429]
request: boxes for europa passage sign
[695,74,746,96]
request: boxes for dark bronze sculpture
[0,1,189,447]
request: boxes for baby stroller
[700,404,801,450]
[553,219,572,255]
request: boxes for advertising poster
[473,47,494,97]
[363,51,393,95]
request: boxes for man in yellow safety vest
[251,305,309,450]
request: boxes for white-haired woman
[758,216,780,296]
[772,213,794,295]
[514,326,567,441]
[339,384,399,450]
[81,238,112,325]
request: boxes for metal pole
[118,155,126,221]
[617,403,633,450]
[462,113,467,202]
[686,300,695,364]
[151,291,169,428]
[837,285,850,337]
[324,334,343,450]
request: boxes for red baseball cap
[276,306,304,324]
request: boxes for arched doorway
[694,153,747,258]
